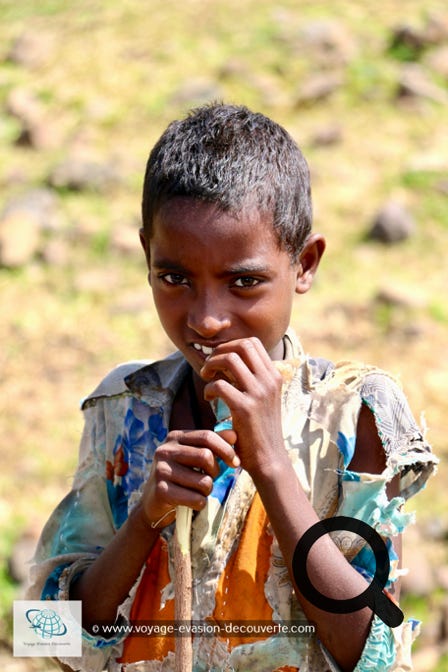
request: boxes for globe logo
[26,608,68,640]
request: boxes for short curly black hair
[142,103,312,260]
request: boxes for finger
[163,430,240,469]
[156,443,219,478]
[154,479,209,512]
[216,428,237,446]
[213,337,273,369]
[201,338,275,387]
[157,460,215,496]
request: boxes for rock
[15,118,57,150]
[424,45,448,81]
[1,189,60,232]
[0,210,41,267]
[6,87,42,123]
[219,60,288,107]
[310,123,343,148]
[7,531,38,585]
[0,189,61,267]
[396,64,448,104]
[372,287,426,339]
[48,157,121,192]
[295,72,344,107]
[388,14,448,60]
[250,73,290,108]
[423,12,448,45]
[217,58,248,80]
[298,20,358,66]
[367,201,416,243]
[110,222,142,256]
[388,24,427,60]
[6,87,59,149]
[6,30,52,68]
[40,238,70,266]
[374,287,425,310]
[170,78,222,108]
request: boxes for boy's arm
[348,402,402,600]
[251,431,379,672]
[349,402,401,502]
[69,503,160,628]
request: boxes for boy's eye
[233,276,261,288]
[160,273,188,286]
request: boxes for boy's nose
[187,297,231,338]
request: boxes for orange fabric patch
[212,492,274,646]
[119,536,175,664]
[119,493,275,664]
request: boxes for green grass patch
[0,0,65,21]
[429,300,448,324]
[436,653,448,671]
[401,592,431,624]
[402,169,448,191]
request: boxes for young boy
[28,103,437,672]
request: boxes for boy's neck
[187,368,216,429]
[169,368,215,432]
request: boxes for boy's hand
[141,429,239,528]
[200,337,285,476]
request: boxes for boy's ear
[139,227,152,285]
[295,233,326,295]
[139,227,148,255]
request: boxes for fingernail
[232,455,241,467]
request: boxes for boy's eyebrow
[152,258,272,275]
[151,258,189,272]
[223,262,271,275]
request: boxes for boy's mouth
[193,343,214,356]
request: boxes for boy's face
[141,197,323,375]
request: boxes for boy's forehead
[152,196,274,237]
[148,197,292,268]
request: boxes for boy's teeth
[193,343,213,355]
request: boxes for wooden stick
[174,505,193,672]
[173,398,232,672]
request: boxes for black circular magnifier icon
[292,516,403,627]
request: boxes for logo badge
[14,600,82,657]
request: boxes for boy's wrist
[248,446,292,485]
[129,503,169,537]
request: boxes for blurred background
[0,0,447,669]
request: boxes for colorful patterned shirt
[27,330,437,672]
